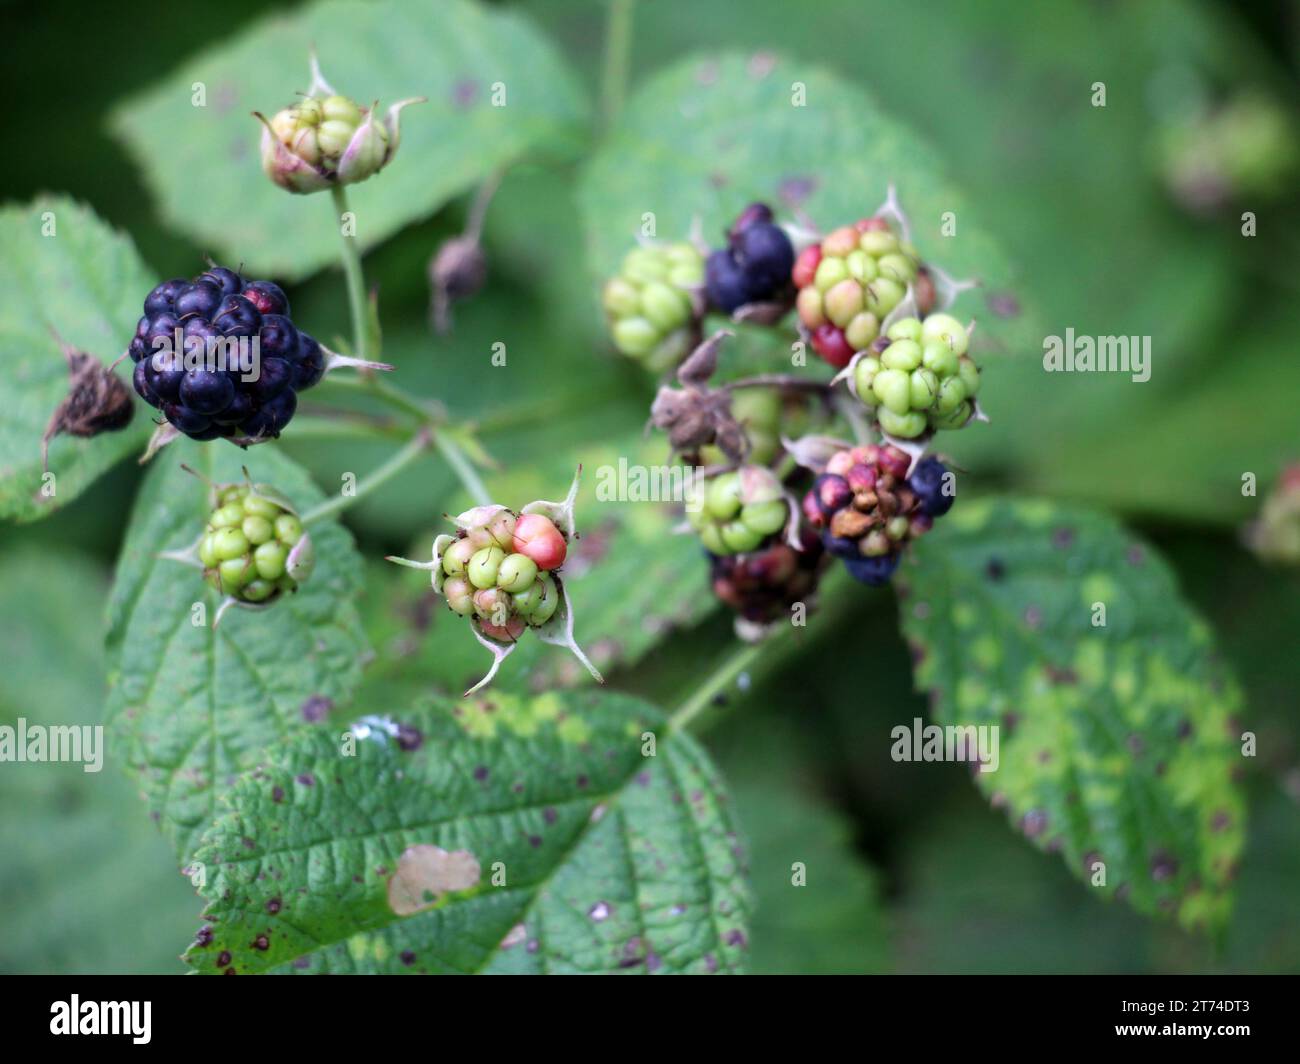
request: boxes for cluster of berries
[436,509,567,642]
[709,527,826,628]
[602,243,704,371]
[196,480,313,607]
[687,466,790,556]
[794,217,935,369]
[129,266,324,443]
[848,313,980,438]
[704,203,796,314]
[802,446,954,586]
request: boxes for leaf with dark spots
[184,689,749,974]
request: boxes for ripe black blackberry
[704,202,795,314]
[130,267,320,443]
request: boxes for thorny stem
[330,184,369,366]
[600,0,635,131]
[301,428,433,524]
[669,640,766,733]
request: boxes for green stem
[330,184,369,364]
[301,429,433,525]
[434,428,492,506]
[315,371,443,424]
[669,640,766,733]
[600,0,635,131]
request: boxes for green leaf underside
[899,498,1245,931]
[184,690,750,974]
[581,52,1036,350]
[105,440,368,864]
[0,196,154,522]
[111,0,588,280]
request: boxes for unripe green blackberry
[687,466,790,556]
[602,242,704,372]
[793,217,937,368]
[850,313,980,437]
[197,481,313,606]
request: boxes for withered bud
[42,337,134,472]
[428,234,488,334]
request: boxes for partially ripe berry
[512,513,567,570]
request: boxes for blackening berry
[212,294,262,337]
[909,457,954,517]
[133,361,159,408]
[705,249,753,313]
[198,266,243,296]
[163,402,212,435]
[241,280,289,317]
[175,282,223,320]
[292,334,325,390]
[844,552,899,586]
[143,278,186,317]
[180,368,235,415]
[257,314,299,358]
[145,350,185,402]
[823,533,861,560]
[250,357,293,400]
[734,222,794,296]
[812,473,853,517]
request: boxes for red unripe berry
[792,245,822,289]
[801,490,825,528]
[811,324,854,368]
[512,513,567,570]
[878,446,911,481]
[846,463,877,494]
[857,216,890,232]
[480,615,527,642]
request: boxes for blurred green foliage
[1,0,1296,973]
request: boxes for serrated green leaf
[111,0,588,280]
[0,196,154,523]
[183,689,750,974]
[580,51,1036,350]
[899,498,1245,930]
[0,547,198,974]
[105,440,369,864]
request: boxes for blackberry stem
[301,428,433,525]
[669,641,765,733]
[434,427,492,506]
[600,0,635,131]
[330,184,369,365]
